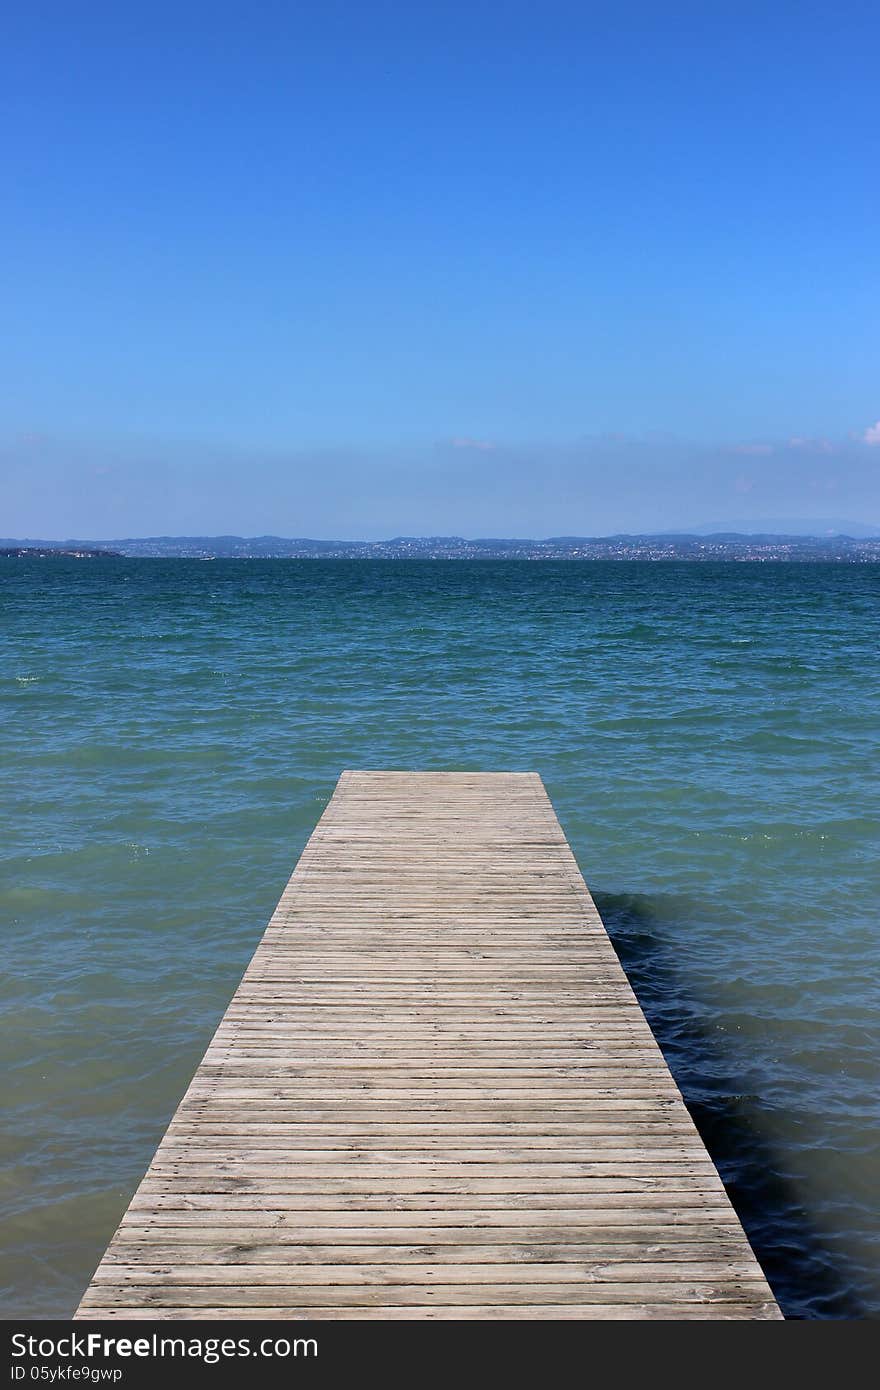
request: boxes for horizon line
[5,527,880,546]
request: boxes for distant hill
[677,518,880,538]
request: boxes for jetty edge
[77,770,781,1319]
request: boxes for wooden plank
[79,1303,779,1320]
[128,1192,737,1211]
[77,771,780,1320]
[82,1283,774,1308]
[93,1264,772,1286]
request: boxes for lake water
[2,557,878,1318]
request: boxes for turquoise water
[2,557,879,1319]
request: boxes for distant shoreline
[3,533,880,562]
[0,546,121,559]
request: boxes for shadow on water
[593,890,864,1320]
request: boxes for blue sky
[2,1,879,537]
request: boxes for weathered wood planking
[77,771,780,1320]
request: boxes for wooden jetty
[78,771,780,1319]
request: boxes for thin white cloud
[451,436,497,452]
[787,436,835,453]
[863,421,880,446]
